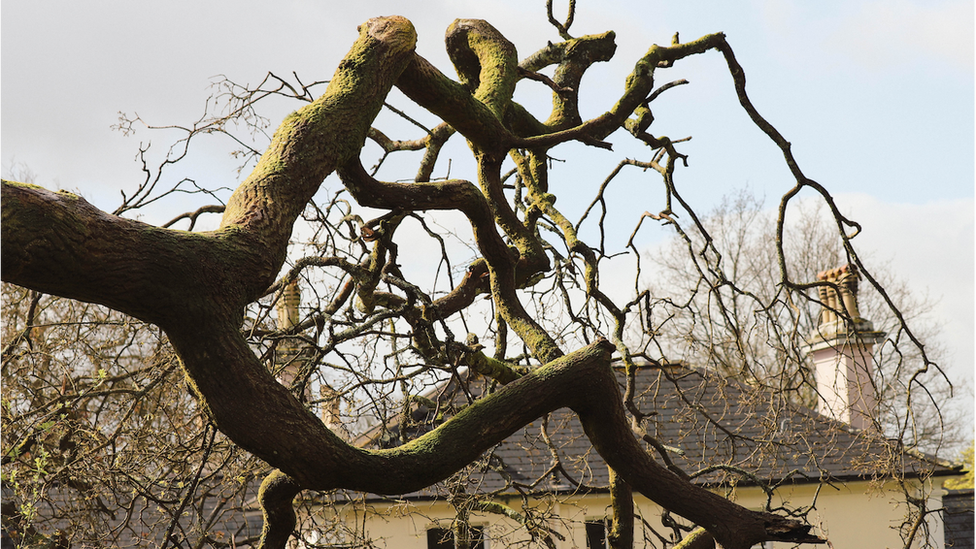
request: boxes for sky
[2,1,973,435]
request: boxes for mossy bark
[1,16,823,549]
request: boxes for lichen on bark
[1,15,829,549]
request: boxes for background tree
[0,284,273,546]
[944,441,974,490]
[1,7,955,549]
[642,189,967,455]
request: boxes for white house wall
[309,479,945,548]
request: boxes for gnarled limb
[257,470,302,549]
[675,528,716,549]
[608,467,635,549]
[520,30,617,130]
[2,16,828,549]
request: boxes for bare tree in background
[2,266,270,546]
[1,6,954,549]
[643,189,966,455]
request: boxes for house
[0,475,266,548]
[5,268,963,548]
[304,363,960,548]
[299,265,965,548]
[943,489,974,549]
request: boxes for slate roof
[1,475,265,547]
[944,489,975,549]
[359,363,959,499]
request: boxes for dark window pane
[427,528,454,549]
[427,526,487,549]
[585,520,606,549]
[472,525,486,549]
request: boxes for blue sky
[2,0,973,430]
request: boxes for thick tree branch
[337,157,561,363]
[257,470,302,549]
[1,181,246,325]
[218,16,419,299]
[396,52,517,152]
[608,467,635,549]
[520,30,617,130]
[1,17,828,549]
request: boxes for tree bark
[1,16,824,549]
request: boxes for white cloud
[833,193,974,389]
[830,0,974,72]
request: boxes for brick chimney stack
[275,281,346,439]
[275,280,304,388]
[805,264,885,431]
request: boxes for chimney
[320,384,349,441]
[275,280,304,388]
[275,280,347,438]
[805,264,885,430]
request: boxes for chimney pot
[807,264,885,430]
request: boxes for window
[427,528,453,549]
[585,520,608,549]
[426,526,487,549]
